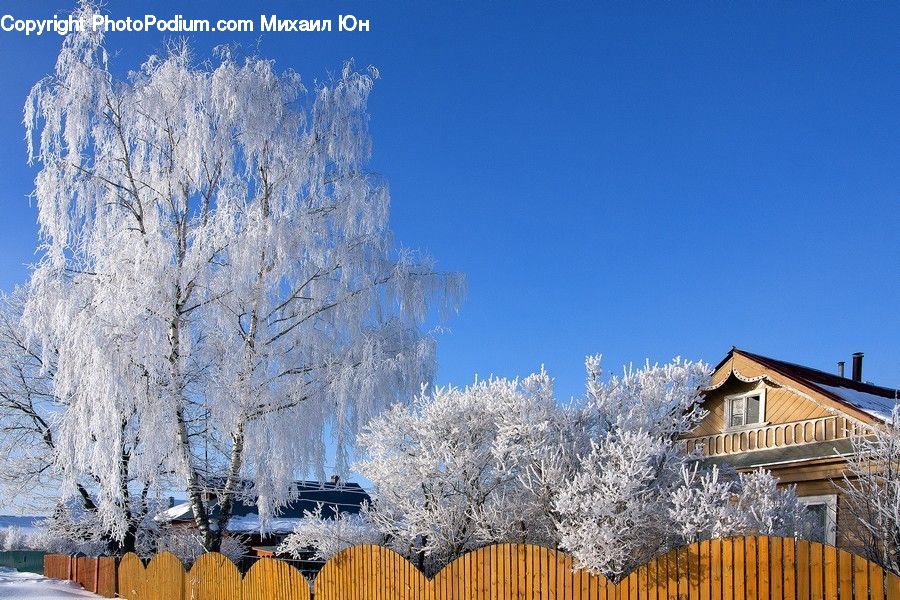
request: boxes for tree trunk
[213,420,246,552]
[169,304,218,551]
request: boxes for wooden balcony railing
[683,415,871,457]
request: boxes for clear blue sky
[0,0,897,404]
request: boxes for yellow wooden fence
[46,536,900,600]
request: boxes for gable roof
[709,348,899,423]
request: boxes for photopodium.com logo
[1,13,370,36]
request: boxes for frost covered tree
[277,504,384,561]
[30,504,109,555]
[553,357,711,578]
[23,3,462,552]
[0,289,156,553]
[669,465,744,542]
[555,358,811,579]
[153,526,249,566]
[733,467,810,537]
[0,288,71,507]
[840,408,900,574]
[280,371,582,574]
[281,356,809,579]
[554,430,682,577]
[0,526,29,551]
[670,465,810,544]
[351,372,580,573]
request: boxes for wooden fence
[43,553,118,596]
[0,550,45,575]
[44,536,900,600]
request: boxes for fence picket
[798,540,810,600]
[711,539,723,600]
[784,538,797,600]
[669,549,679,600]
[810,543,823,600]
[756,538,769,600]
[242,556,310,600]
[772,537,784,600]
[734,538,745,600]
[869,562,885,600]
[190,552,241,600]
[746,537,757,600]
[825,545,838,600]
[838,550,853,600]
[887,572,900,600]
[117,553,144,600]
[854,557,869,600]
[145,552,185,600]
[723,539,734,600]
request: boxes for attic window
[726,390,765,428]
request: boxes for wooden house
[682,347,898,547]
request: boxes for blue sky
[0,0,897,406]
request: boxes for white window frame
[724,386,767,431]
[799,494,837,545]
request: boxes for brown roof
[717,348,899,421]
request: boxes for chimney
[168,496,175,508]
[837,361,845,378]
[851,352,863,382]
[330,474,341,485]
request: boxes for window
[799,494,837,545]
[725,389,765,429]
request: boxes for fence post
[94,556,100,593]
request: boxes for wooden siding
[772,463,849,485]
[694,379,831,438]
[685,367,876,460]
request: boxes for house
[682,347,898,547]
[161,478,370,562]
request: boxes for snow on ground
[0,568,100,599]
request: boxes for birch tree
[23,3,462,551]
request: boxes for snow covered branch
[280,356,810,580]
[839,407,900,574]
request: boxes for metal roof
[163,480,370,525]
